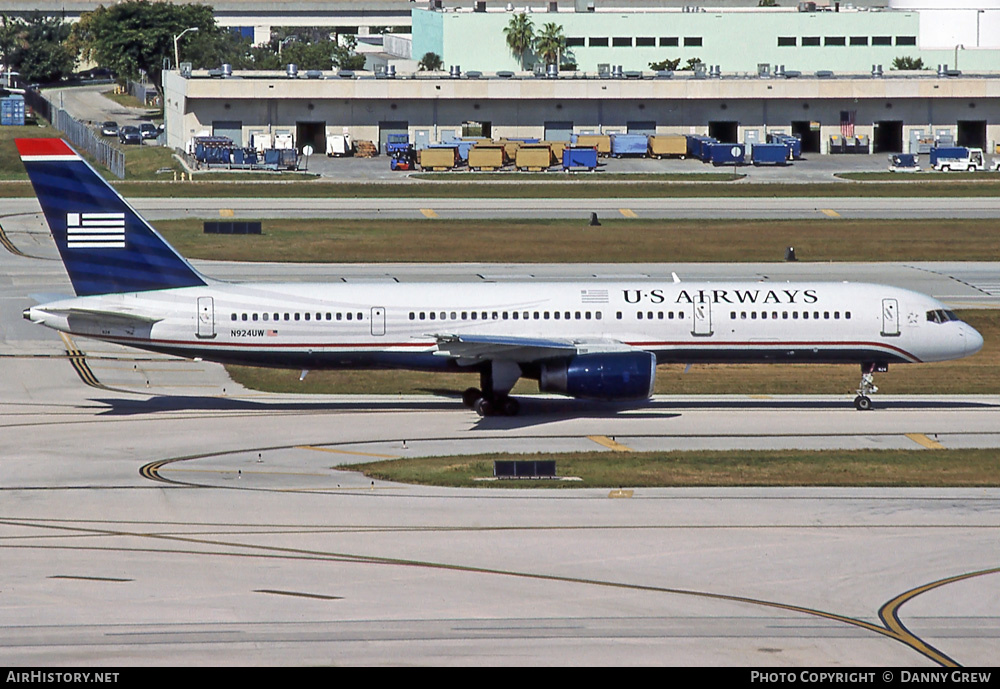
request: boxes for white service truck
[930,146,985,172]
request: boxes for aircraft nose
[964,323,984,357]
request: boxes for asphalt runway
[1,210,998,666]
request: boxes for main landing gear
[853,362,886,411]
[463,360,522,417]
[462,388,521,417]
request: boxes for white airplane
[18,138,983,414]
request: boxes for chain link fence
[22,89,126,179]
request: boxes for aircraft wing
[430,333,637,364]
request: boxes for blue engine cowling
[539,351,656,400]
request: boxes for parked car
[138,123,159,140]
[118,125,142,145]
[100,121,118,136]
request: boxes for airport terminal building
[156,0,1000,156]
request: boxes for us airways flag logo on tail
[67,212,126,249]
[16,138,207,296]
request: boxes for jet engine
[539,351,656,400]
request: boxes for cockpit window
[927,309,960,324]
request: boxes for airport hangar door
[296,122,326,155]
[708,121,738,143]
[957,120,987,149]
[790,121,821,154]
[379,121,409,156]
[873,120,904,153]
[544,121,574,141]
[212,120,243,147]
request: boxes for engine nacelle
[539,351,656,401]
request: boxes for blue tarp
[610,134,648,157]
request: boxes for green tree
[891,56,924,70]
[418,51,443,71]
[503,12,534,70]
[69,0,220,84]
[649,57,681,71]
[1,13,76,84]
[535,22,565,68]
[331,34,366,70]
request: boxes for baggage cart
[648,135,687,159]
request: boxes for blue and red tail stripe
[16,138,206,296]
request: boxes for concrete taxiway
[1,209,998,666]
[7,195,1000,221]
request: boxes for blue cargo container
[687,135,720,162]
[194,137,234,165]
[453,140,478,162]
[562,146,598,171]
[427,142,464,161]
[610,133,648,157]
[1,95,25,126]
[706,143,745,166]
[929,147,969,166]
[751,143,788,166]
[767,133,801,159]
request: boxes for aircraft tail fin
[17,138,207,296]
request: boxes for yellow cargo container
[418,147,458,170]
[515,144,555,171]
[468,144,506,171]
[544,141,568,159]
[648,135,688,159]
[575,134,611,156]
[497,138,522,160]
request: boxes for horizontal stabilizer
[43,307,163,327]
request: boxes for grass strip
[156,217,1000,263]
[344,448,1000,488]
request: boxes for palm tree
[503,13,534,70]
[418,51,443,71]
[535,22,565,68]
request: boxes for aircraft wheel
[474,397,495,417]
[854,395,873,411]
[462,387,482,408]
[499,397,520,417]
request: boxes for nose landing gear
[854,362,886,411]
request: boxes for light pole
[173,27,199,70]
[954,43,964,70]
[278,35,297,59]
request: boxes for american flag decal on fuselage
[67,212,126,249]
[581,289,609,304]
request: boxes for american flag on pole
[840,110,856,138]
[66,212,126,248]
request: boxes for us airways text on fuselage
[622,289,821,305]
